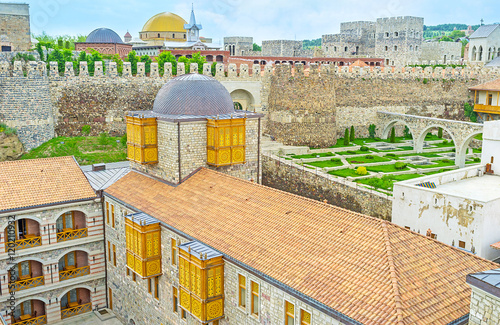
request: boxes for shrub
[325,152,334,156]
[355,166,367,175]
[438,127,443,138]
[360,146,369,152]
[331,158,341,163]
[441,159,451,163]
[473,157,481,162]
[390,127,396,143]
[395,162,407,170]
[81,125,91,135]
[0,123,17,135]
[120,133,127,146]
[343,129,349,146]
[350,126,355,142]
[443,139,448,144]
[98,133,109,145]
[365,155,374,159]
[368,124,376,139]
[403,126,412,139]
[347,150,357,154]
[423,78,429,84]
[385,153,396,157]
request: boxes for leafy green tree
[57,39,63,48]
[390,127,396,143]
[449,30,466,39]
[350,126,355,141]
[47,48,64,73]
[126,50,139,75]
[252,43,261,51]
[368,124,376,139]
[156,51,177,75]
[35,43,44,61]
[211,62,217,76]
[343,128,349,146]
[104,54,124,75]
[64,40,70,49]
[464,102,477,122]
[140,55,152,75]
[190,52,206,74]
[438,127,443,138]
[403,126,412,139]
[440,36,453,42]
[178,56,190,73]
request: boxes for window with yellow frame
[126,115,158,165]
[285,301,295,325]
[238,274,246,308]
[251,281,259,316]
[300,309,311,325]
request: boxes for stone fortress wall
[1,59,500,150]
[375,16,424,66]
[0,3,31,52]
[322,21,376,58]
[262,40,313,57]
[223,36,253,56]
[420,41,463,64]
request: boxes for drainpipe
[178,122,182,184]
[102,197,109,310]
[257,117,261,184]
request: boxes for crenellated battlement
[1,60,499,82]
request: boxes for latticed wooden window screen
[207,118,246,167]
[126,116,158,165]
[285,301,295,325]
[300,309,311,325]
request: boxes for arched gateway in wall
[377,112,483,168]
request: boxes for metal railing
[59,265,90,281]
[9,276,44,292]
[61,302,91,319]
[12,315,47,325]
[5,236,42,252]
[56,228,87,242]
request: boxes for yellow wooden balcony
[474,104,500,114]
[61,302,91,319]
[59,265,90,281]
[56,228,87,243]
[9,276,44,292]
[5,236,42,252]
[12,315,46,325]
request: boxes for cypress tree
[350,126,355,142]
[344,128,349,146]
[390,127,396,143]
[438,127,443,138]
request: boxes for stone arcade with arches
[0,157,105,325]
[377,111,484,168]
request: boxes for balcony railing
[61,302,91,319]
[12,315,47,325]
[9,276,44,292]
[59,265,90,281]
[474,104,500,114]
[56,228,87,243]
[5,236,42,252]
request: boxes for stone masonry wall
[262,155,393,221]
[468,287,500,325]
[0,3,31,51]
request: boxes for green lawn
[398,146,414,150]
[366,164,411,173]
[425,134,443,141]
[473,148,482,153]
[474,134,483,140]
[433,141,455,148]
[21,135,127,165]
[409,159,456,169]
[306,159,344,168]
[355,173,424,191]
[348,155,393,164]
[291,152,334,159]
[328,168,366,178]
[389,152,443,159]
[337,149,372,155]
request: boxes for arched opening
[457,131,483,168]
[61,288,92,319]
[129,319,136,325]
[234,102,243,110]
[260,60,266,65]
[488,47,494,61]
[157,33,160,38]
[4,218,41,251]
[230,89,255,111]
[12,299,46,324]
[58,250,90,281]
[478,46,483,61]
[414,126,456,161]
[56,211,87,242]
[9,260,44,292]
[175,54,182,60]
[275,60,281,64]
[206,55,213,62]
[339,61,344,66]
[472,46,477,61]
[380,120,416,152]
[254,60,259,64]
[216,55,224,62]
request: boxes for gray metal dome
[152,74,235,116]
[86,28,123,44]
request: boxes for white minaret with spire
[184,4,203,42]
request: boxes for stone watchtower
[0,3,31,52]
[374,16,423,66]
[125,74,264,184]
[224,37,254,56]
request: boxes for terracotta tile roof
[469,78,500,91]
[105,169,499,325]
[0,157,97,212]
[491,241,500,250]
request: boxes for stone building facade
[374,16,424,66]
[467,269,500,325]
[322,21,376,58]
[261,40,307,57]
[468,24,500,64]
[420,41,462,64]
[223,37,253,56]
[0,157,106,325]
[0,3,30,52]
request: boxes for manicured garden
[306,158,343,168]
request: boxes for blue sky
[23,0,500,44]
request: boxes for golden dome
[142,12,187,33]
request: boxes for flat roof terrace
[432,174,500,202]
